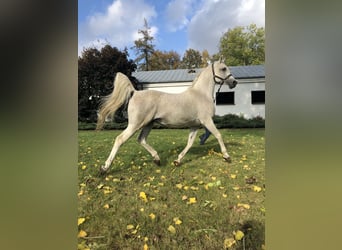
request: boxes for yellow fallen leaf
[223,238,236,248]
[149,213,156,220]
[182,195,188,201]
[168,225,176,234]
[103,189,112,194]
[103,204,109,209]
[139,192,148,202]
[77,242,90,250]
[222,193,228,198]
[143,243,149,250]
[234,230,245,240]
[175,183,183,189]
[232,186,240,191]
[173,217,182,225]
[187,197,197,204]
[78,217,85,226]
[237,203,250,209]
[230,174,237,179]
[126,224,135,230]
[81,165,87,170]
[243,164,250,170]
[78,230,87,238]
[253,185,262,192]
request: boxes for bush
[214,114,265,128]
[78,121,128,130]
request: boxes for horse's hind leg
[101,124,139,173]
[174,128,198,166]
[138,123,161,166]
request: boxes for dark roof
[132,65,264,83]
[231,65,265,79]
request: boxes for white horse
[96,58,238,173]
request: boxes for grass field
[78,128,265,250]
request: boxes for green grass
[78,129,265,250]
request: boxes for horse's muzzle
[229,80,238,89]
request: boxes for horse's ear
[219,55,225,63]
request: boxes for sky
[78,0,265,59]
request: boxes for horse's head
[212,57,238,89]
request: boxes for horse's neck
[191,67,215,100]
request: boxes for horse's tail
[96,73,136,130]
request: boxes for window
[251,90,265,104]
[216,92,235,105]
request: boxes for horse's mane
[191,75,200,86]
[190,68,206,87]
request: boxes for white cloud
[78,0,157,55]
[78,0,265,57]
[165,0,194,32]
[187,0,265,54]
[236,0,265,26]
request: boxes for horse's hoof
[173,160,181,166]
[153,159,161,166]
[100,166,109,175]
[223,157,232,163]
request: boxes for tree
[149,50,181,70]
[201,49,211,67]
[132,19,155,71]
[180,49,202,69]
[78,45,137,122]
[218,24,265,66]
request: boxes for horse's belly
[156,117,201,128]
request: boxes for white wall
[215,78,265,119]
[143,78,265,119]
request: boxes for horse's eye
[221,67,227,71]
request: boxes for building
[132,65,265,119]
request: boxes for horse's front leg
[174,128,198,166]
[202,120,231,163]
